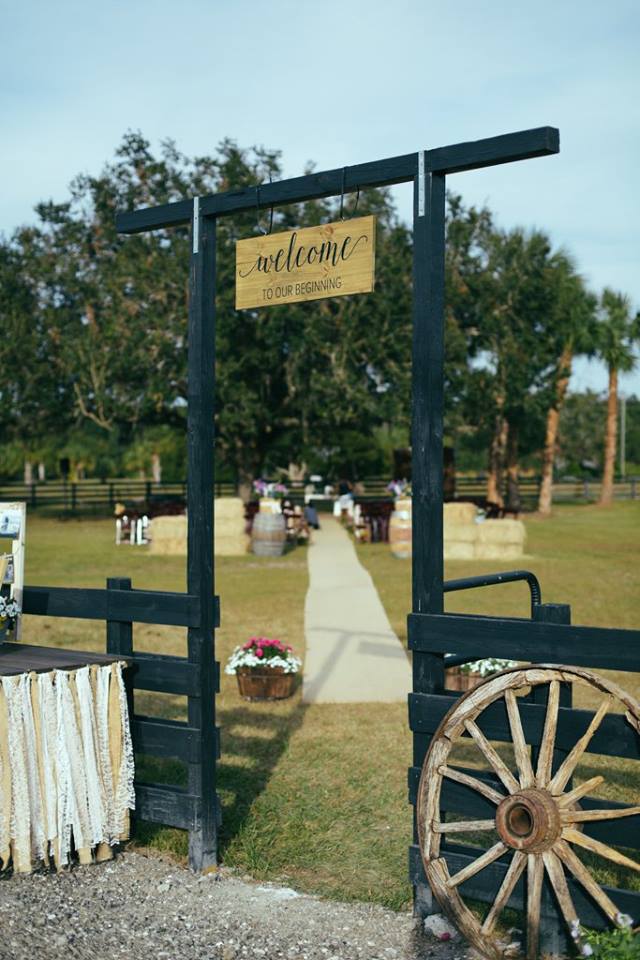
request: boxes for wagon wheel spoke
[440,765,506,805]
[434,819,496,834]
[526,854,544,960]
[505,689,535,788]
[464,720,520,794]
[563,828,640,873]
[481,850,527,935]
[542,849,580,940]
[447,841,508,889]
[549,697,612,795]
[557,775,605,808]
[555,839,621,924]
[535,680,560,787]
[561,805,640,824]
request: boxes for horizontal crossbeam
[409,692,640,761]
[135,782,198,831]
[408,613,640,672]
[22,584,220,629]
[132,652,203,696]
[116,127,559,234]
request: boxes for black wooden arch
[101,125,640,949]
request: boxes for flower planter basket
[237,667,296,701]
[445,667,483,692]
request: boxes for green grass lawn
[17,502,640,911]
[358,500,640,640]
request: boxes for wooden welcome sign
[235,215,376,309]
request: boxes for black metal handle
[443,569,542,670]
[444,569,541,615]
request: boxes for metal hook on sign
[339,167,360,221]
[256,178,274,236]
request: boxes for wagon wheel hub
[495,788,561,853]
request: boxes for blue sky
[2,0,638,394]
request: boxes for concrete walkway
[303,518,411,703]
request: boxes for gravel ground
[0,852,471,960]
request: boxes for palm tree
[596,290,640,505]
[537,260,597,516]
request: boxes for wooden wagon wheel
[417,665,640,959]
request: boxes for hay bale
[444,522,477,560]
[148,499,249,557]
[215,498,249,556]
[148,515,187,556]
[444,521,477,543]
[444,502,477,525]
[474,519,526,559]
[445,540,476,560]
[476,519,526,545]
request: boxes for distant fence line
[0,475,636,512]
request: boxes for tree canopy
[0,132,636,501]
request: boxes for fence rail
[0,474,636,511]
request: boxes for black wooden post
[186,199,219,871]
[106,576,134,658]
[411,154,447,916]
[532,602,572,957]
[106,577,135,789]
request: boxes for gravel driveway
[0,852,470,960]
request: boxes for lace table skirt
[0,661,135,873]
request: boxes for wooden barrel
[259,497,281,514]
[251,511,286,557]
[389,497,412,559]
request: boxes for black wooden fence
[1,475,637,512]
[22,578,220,847]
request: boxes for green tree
[6,134,415,492]
[0,236,66,479]
[472,227,572,510]
[595,289,640,505]
[558,390,605,474]
[443,193,496,477]
[536,259,597,514]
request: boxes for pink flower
[255,648,264,658]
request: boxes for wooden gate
[20,127,640,948]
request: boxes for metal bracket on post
[417,151,426,218]
[192,197,200,255]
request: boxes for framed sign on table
[0,502,26,643]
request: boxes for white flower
[459,658,518,677]
[580,944,593,957]
[0,596,19,621]
[616,912,634,928]
[224,644,302,676]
